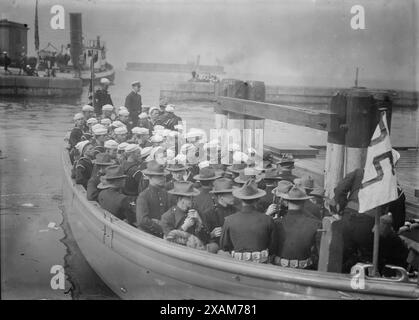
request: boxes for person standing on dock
[124,81,142,127]
[94,78,113,117]
[2,52,12,75]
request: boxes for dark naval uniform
[202,203,237,245]
[160,206,210,244]
[136,185,171,237]
[121,161,147,196]
[124,91,142,126]
[303,200,322,221]
[75,157,93,189]
[94,89,113,116]
[275,209,321,269]
[220,206,278,254]
[86,174,101,201]
[333,168,376,273]
[98,188,136,225]
[138,118,153,134]
[69,126,85,150]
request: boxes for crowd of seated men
[65,102,416,275]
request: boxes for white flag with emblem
[358,112,397,213]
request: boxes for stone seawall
[0,75,83,98]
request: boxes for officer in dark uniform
[97,165,136,225]
[121,144,147,196]
[74,141,95,189]
[94,78,113,117]
[274,187,322,269]
[202,178,238,246]
[136,160,171,237]
[87,153,114,201]
[192,166,222,216]
[161,181,210,244]
[220,179,278,263]
[124,81,142,127]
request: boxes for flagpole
[372,208,381,276]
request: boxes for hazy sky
[1,0,417,89]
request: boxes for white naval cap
[100,78,110,85]
[75,140,91,155]
[131,80,141,87]
[118,109,130,116]
[150,134,164,143]
[82,104,94,112]
[117,142,129,152]
[125,144,141,154]
[104,140,119,149]
[86,117,98,125]
[102,104,114,112]
[73,113,84,121]
[111,120,125,128]
[166,104,175,112]
[153,125,165,132]
[140,146,153,158]
[100,118,112,126]
[92,124,108,135]
[132,127,149,135]
[198,160,211,169]
[148,106,160,115]
[233,151,248,163]
[114,126,128,135]
[138,112,148,119]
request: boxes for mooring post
[324,92,347,199]
[244,81,265,163]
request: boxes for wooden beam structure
[216,96,340,132]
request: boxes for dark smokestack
[69,13,83,71]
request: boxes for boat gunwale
[62,148,419,299]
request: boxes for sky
[0,0,417,90]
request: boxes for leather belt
[231,250,269,263]
[273,256,312,269]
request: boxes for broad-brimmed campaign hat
[93,153,114,166]
[142,160,169,176]
[232,179,266,200]
[294,176,314,192]
[166,162,188,172]
[272,180,294,197]
[226,163,247,173]
[234,168,262,184]
[193,166,222,181]
[263,168,283,180]
[168,181,200,197]
[97,165,126,189]
[210,178,235,194]
[281,186,313,201]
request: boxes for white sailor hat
[104,139,119,149]
[203,139,219,149]
[125,144,141,154]
[100,78,110,85]
[174,153,187,164]
[149,106,160,115]
[199,160,211,169]
[166,148,176,160]
[161,129,171,137]
[111,120,125,128]
[131,80,141,87]
[233,151,249,163]
[140,146,153,158]
[114,126,128,135]
[132,127,149,135]
[100,118,112,126]
[82,104,94,112]
[180,143,196,154]
[73,113,84,121]
[174,124,183,131]
[167,130,179,138]
[75,141,91,155]
[186,128,205,140]
[92,124,108,135]
[150,134,164,143]
[153,125,165,132]
[138,112,148,119]
[166,104,175,112]
[118,109,130,116]
[117,142,129,152]
[102,104,114,112]
[86,117,98,125]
